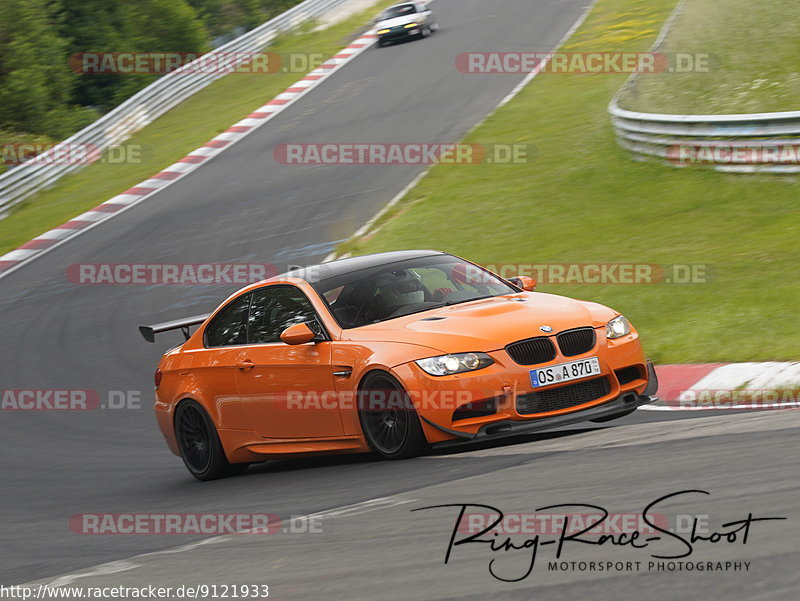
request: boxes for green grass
[618,0,800,113]
[348,0,800,363]
[0,0,398,254]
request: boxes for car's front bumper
[424,361,658,448]
[429,391,656,449]
[392,332,656,444]
[378,27,422,42]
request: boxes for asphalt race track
[20,411,800,600]
[1,0,797,598]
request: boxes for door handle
[237,359,255,370]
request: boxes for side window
[248,286,318,344]
[205,293,252,347]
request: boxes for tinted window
[247,286,318,344]
[312,255,519,329]
[381,4,417,19]
[205,293,252,347]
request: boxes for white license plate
[530,357,601,388]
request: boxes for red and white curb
[0,31,378,281]
[641,362,800,410]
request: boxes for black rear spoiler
[139,314,210,343]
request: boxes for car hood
[340,293,617,355]
[376,15,421,28]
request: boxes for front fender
[331,341,445,435]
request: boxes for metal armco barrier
[0,0,353,216]
[609,101,800,173]
[608,0,799,174]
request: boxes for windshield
[380,4,418,20]
[312,255,519,329]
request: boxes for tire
[174,400,249,481]
[358,372,429,459]
[590,407,638,423]
[378,39,386,47]
[420,25,432,38]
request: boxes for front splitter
[426,392,657,449]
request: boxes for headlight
[415,352,494,376]
[378,28,390,34]
[606,315,631,339]
[404,22,419,28]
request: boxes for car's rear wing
[139,314,210,343]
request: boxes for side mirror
[508,276,536,291]
[280,323,316,345]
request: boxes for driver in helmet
[371,269,426,319]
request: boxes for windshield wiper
[379,303,448,321]
[442,295,496,306]
[368,296,500,324]
[389,295,497,318]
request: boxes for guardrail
[609,101,800,173]
[608,0,799,174]
[0,0,354,216]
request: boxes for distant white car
[375,2,438,47]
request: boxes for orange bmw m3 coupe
[140,250,657,480]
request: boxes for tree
[126,0,208,58]
[0,0,93,137]
[188,0,301,41]
[0,0,298,141]
[60,0,133,107]
[61,0,208,109]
